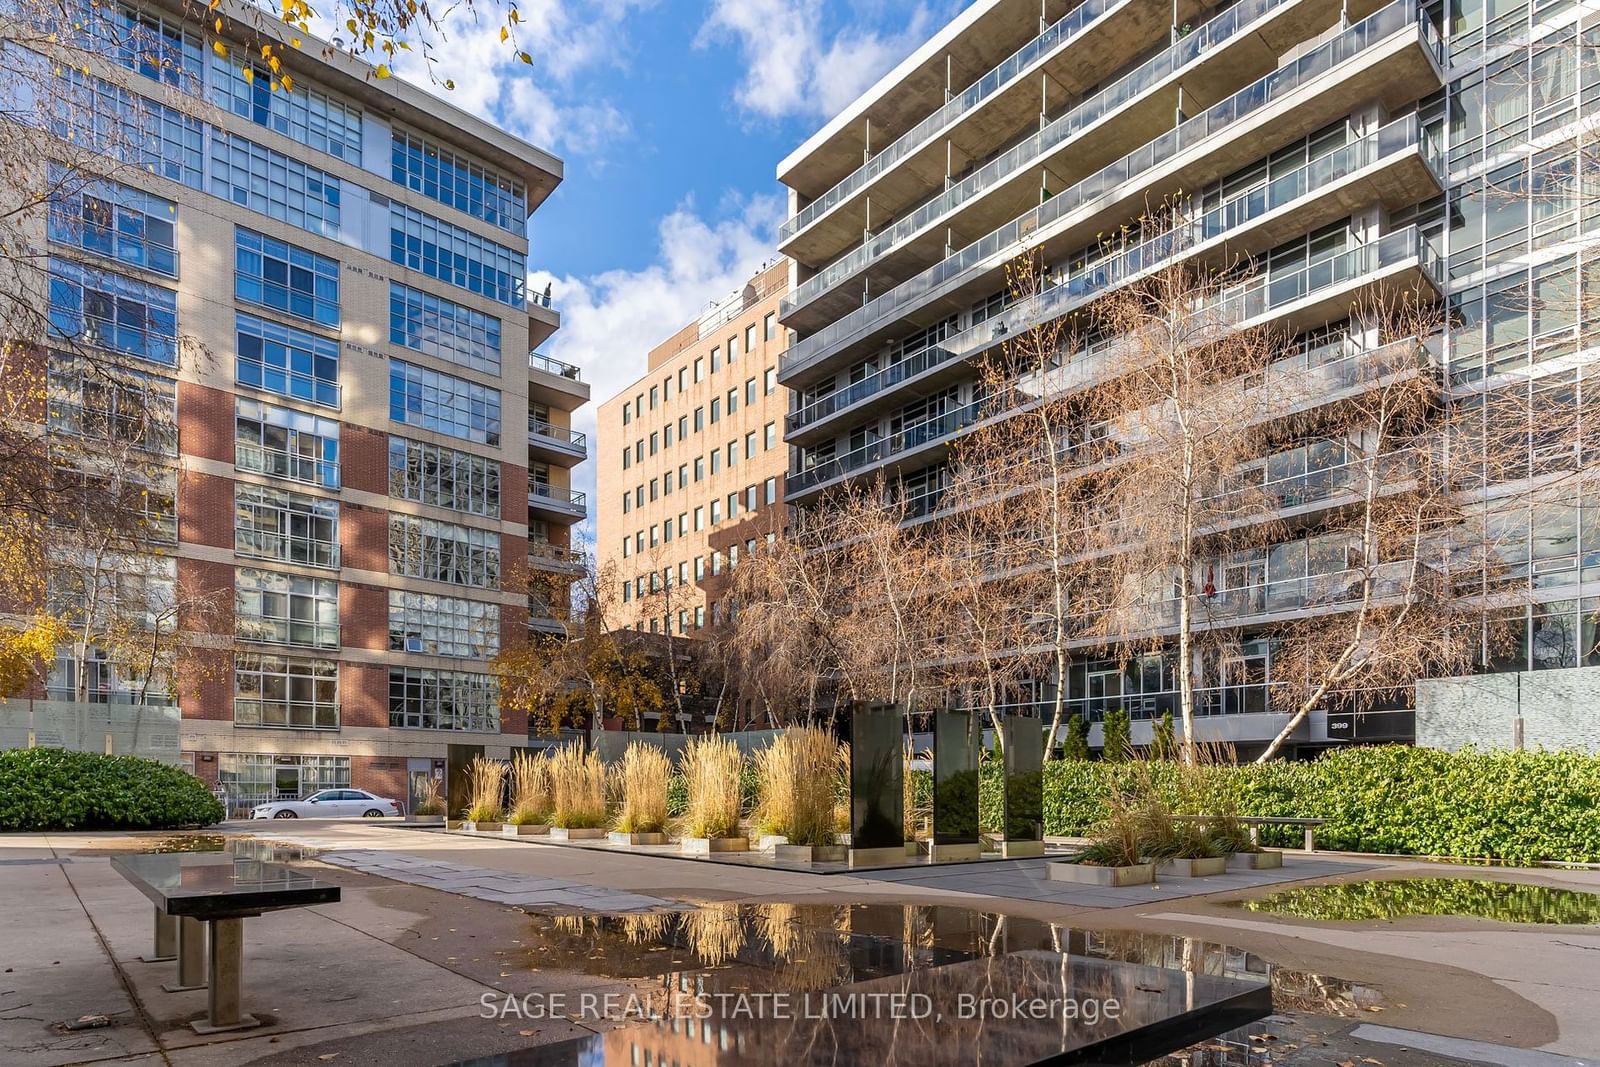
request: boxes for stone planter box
[682,836,748,854]
[1049,861,1155,887]
[773,843,847,863]
[502,823,548,836]
[461,820,503,833]
[549,827,606,841]
[445,819,464,830]
[608,831,668,846]
[756,834,788,851]
[404,815,444,825]
[1226,849,1283,870]
[1154,856,1228,878]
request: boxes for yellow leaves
[519,51,533,65]
[374,64,391,79]
[241,66,253,83]
[499,25,509,42]
[214,16,222,31]
[0,616,69,700]
[280,74,294,92]
[444,79,456,90]
[212,40,228,57]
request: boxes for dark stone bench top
[111,853,340,919]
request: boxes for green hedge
[1039,746,1600,865]
[0,749,225,832]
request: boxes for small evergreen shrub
[0,749,223,831]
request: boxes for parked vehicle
[251,789,401,819]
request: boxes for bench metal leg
[1304,827,1315,853]
[192,918,259,1033]
[163,917,207,992]
[142,908,176,962]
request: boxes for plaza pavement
[1,820,1597,1066]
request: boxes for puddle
[1235,877,1600,925]
[134,833,229,853]
[517,901,1377,1016]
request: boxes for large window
[389,203,524,307]
[235,397,340,488]
[388,514,500,588]
[217,754,348,803]
[235,484,339,569]
[388,358,501,444]
[48,171,178,278]
[236,567,339,649]
[387,436,500,516]
[391,129,526,232]
[235,228,339,327]
[54,72,204,189]
[388,667,498,730]
[48,259,177,365]
[97,3,204,87]
[48,354,176,455]
[388,591,499,657]
[389,282,502,373]
[234,653,338,729]
[209,54,363,162]
[236,312,340,408]
[210,130,342,237]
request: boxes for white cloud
[528,194,785,545]
[697,0,946,122]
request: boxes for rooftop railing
[529,351,583,380]
[781,0,1441,377]
[783,0,1303,310]
[786,117,1439,434]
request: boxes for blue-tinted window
[48,170,178,279]
[389,204,523,308]
[391,130,525,232]
[55,72,203,189]
[235,228,339,327]
[235,312,340,408]
[210,55,363,162]
[210,131,341,237]
[389,282,501,373]
[48,258,177,366]
[388,358,501,445]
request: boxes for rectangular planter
[461,820,503,833]
[445,819,464,830]
[1049,861,1155,887]
[1226,849,1283,870]
[756,834,788,851]
[773,844,847,863]
[502,823,548,836]
[549,827,606,841]
[1000,839,1045,859]
[1154,856,1228,878]
[682,837,748,853]
[405,815,444,825]
[608,831,668,846]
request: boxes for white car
[250,789,401,819]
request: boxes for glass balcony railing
[781,0,1442,376]
[528,419,588,452]
[53,222,180,279]
[528,541,585,568]
[787,116,1439,434]
[779,0,1122,242]
[234,441,340,489]
[529,351,583,381]
[790,398,984,494]
[528,484,587,513]
[783,0,1304,311]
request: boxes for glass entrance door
[273,765,301,799]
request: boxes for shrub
[612,742,671,834]
[1062,715,1090,761]
[549,746,607,829]
[1042,745,1600,864]
[508,751,551,825]
[0,749,223,831]
[682,734,743,839]
[1100,709,1131,761]
[754,727,842,847]
[465,757,506,823]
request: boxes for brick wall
[502,463,529,525]
[341,423,390,495]
[177,558,235,634]
[179,471,236,549]
[341,660,388,728]
[342,582,388,650]
[178,382,235,464]
[342,501,389,573]
[177,645,233,722]
[350,755,409,806]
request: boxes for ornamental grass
[464,757,506,823]
[548,745,607,829]
[508,750,552,825]
[612,742,671,834]
[754,726,843,847]
[682,734,744,840]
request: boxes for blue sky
[392,0,963,524]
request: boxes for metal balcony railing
[527,484,587,513]
[787,231,1442,499]
[528,351,583,381]
[783,0,1305,308]
[53,223,180,279]
[781,0,1442,376]
[779,0,1122,242]
[528,541,585,568]
[527,419,588,452]
[786,117,1440,434]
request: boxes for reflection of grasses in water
[1240,878,1600,925]
[621,911,671,945]
[685,902,745,967]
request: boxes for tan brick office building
[596,262,790,637]
[6,0,589,811]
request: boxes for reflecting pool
[1235,877,1600,924]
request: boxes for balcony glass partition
[782,0,1442,376]
[787,117,1440,433]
